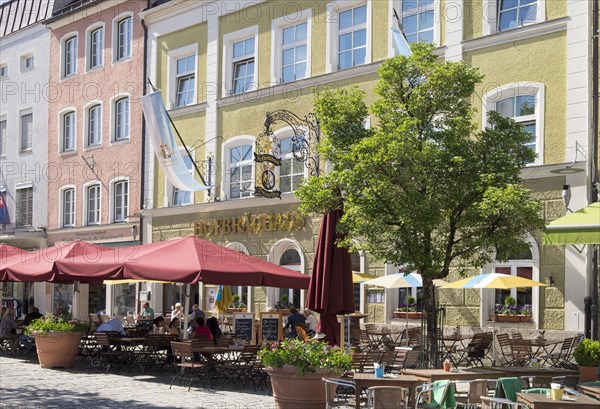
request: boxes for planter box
[491,314,532,323]
[227,308,247,313]
[393,311,424,320]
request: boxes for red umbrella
[306,209,354,345]
[6,240,117,283]
[0,244,29,281]
[57,237,310,288]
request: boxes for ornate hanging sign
[254,110,320,199]
[194,211,305,236]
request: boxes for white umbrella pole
[182,283,190,340]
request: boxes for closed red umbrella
[6,240,117,283]
[306,209,354,345]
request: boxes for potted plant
[492,296,521,322]
[393,295,423,319]
[518,304,533,322]
[273,295,293,315]
[259,338,352,409]
[573,338,600,382]
[227,294,247,313]
[25,313,89,369]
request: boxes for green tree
[298,43,544,364]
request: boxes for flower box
[227,308,247,313]
[491,314,531,323]
[393,311,424,320]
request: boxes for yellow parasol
[215,285,233,313]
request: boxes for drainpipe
[589,0,599,340]
[139,1,150,246]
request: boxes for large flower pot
[33,331,83,369]
[267,366,335,409]
[578,365,599,383]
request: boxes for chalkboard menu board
[260,313,282,343]
[233,313,255,343]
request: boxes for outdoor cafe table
[577,383,600,400]
[401,367,504,383]
[366,327,404,350]
[514,338,562,358]
[481,366,579,378]
[516,392,600,408]
[441,334,471,365]
[352,373,420,409]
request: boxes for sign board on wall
[194,211,305,237]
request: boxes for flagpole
[146,79,210,191]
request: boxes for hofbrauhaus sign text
[194,211,305,237]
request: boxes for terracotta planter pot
[578,365,599,383]
[267,366,335,409]
[492,314,521,323]
[227,308,246,313]
[519,315,532,322]
[33,331,83,369]
[393,311,423,319]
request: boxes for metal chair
[366,386,410,409]
[323,377,356,409]
[454,379,492,408]
[416,380,454,408]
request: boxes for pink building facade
[46,0,146,316]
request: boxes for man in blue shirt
[284,306,305,338]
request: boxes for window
[64,36,77,77]
[86,185,100,225]
[113,180,128,222]
[62,111,76,152]
[278,248,302,307]
[175,55,195,107]
[114,97,130,141]
[16,187,33,227]
[0,65,7,77]
[338,4,367,70]
[20,112,32,151]
[62,188,75,227]
[493,247,534,308]
[232,38,255,95]
[229,144,254,199]
[0,119,6,156]
[89,27,104,69]
[498,0,537,31]
[87,104,102,146]
[281,22,308,83]
[116,17,132,61]
[483,82,544,165]
[172,155,193,206]
[21,55,34,70]
[279,137,305,193]
[401,0,435,43]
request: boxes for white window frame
[84,182,101,226]
[221,135,255,201]
[113,13,133,62]
[397,0,440,46]
[86,23,105,71]
[0,116,6,157]
[272,127,309,195]
[222,26,258,97]
[61,33,78,78]
[268,239,306,309]
[482,0,546,36]
[59,109,77,153]
[20,108,33,152]
[325,1,372,73]
[110,94,130,143]
[84,101,102,148]
[167,44,198,109]
[481,235,540,327]
[271,9,312,85]
[15,184,33,227]
[110,178,129,223]
[225,242,252,311]
[20,54,34,71]
[165,148,195,207]
[59,185,76,228]
[0,64,7,78]
[482,82,545,166]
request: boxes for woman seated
[167,317,181,337]
[190,317,213,340]
[152,316,167,334]
[206,317,222,345]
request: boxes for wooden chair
[296,325,309,342]
[351,351,383,373]
[407,327,422,349]
[366,386,410,409]
[351,327,374,351]
[496,333,515,366]
[222,344,263,390]
[169,341,210,390]
[92,332,141,374]
[509,341,531,367]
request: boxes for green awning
[542,202,600,245]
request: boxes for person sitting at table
[167,317,181,337]
[284,306,305,339]
[18,306,43,353]
[96,317,126,336]
[152,316,168,334]
[0,306,19,355]
[189,304,204,321]
[171,303,183,320]
[304,309,318,336]
[139,302,154,321]
[190,317,213,340]
[206,316,222,344]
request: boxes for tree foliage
[298,43,544,281]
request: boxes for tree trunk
[421,275,439,368]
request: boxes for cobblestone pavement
[0,355,278,409]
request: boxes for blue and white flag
[392,26,412,57]
[141,91,209,192]
[0,191,9,225]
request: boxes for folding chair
[496,333,514,366]
[296,325,309,342]
[366,386,410,409]
[508,342,531,367]
[169,341,210,390]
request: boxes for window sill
[59,150,77,157]
[19,149,33,154]
[84,144,102,151]
[112,56,132,66]
[110,138,130,147]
